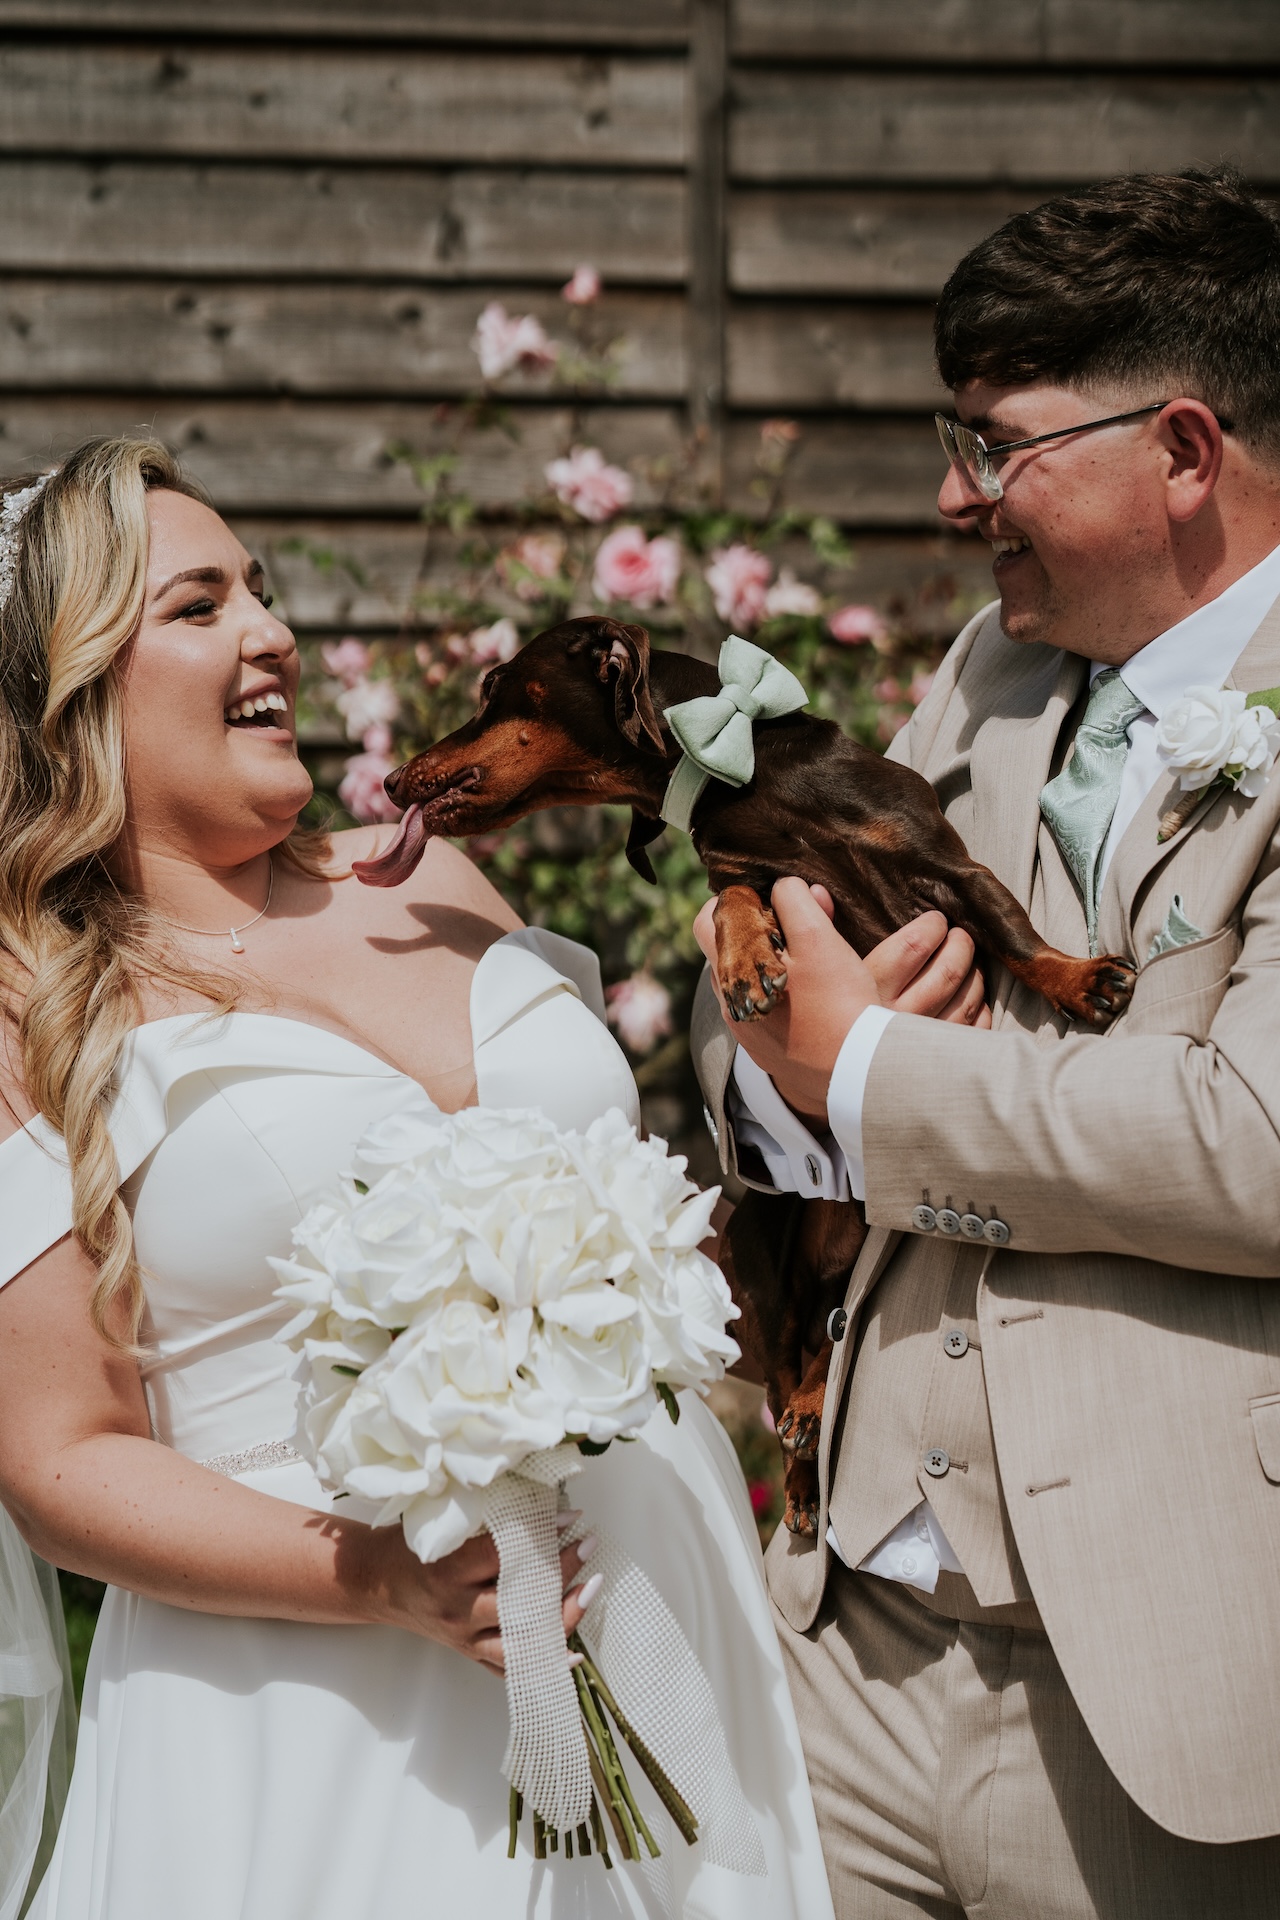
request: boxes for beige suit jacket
[694,596,1280,1844]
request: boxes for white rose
[1223,702,1279,798]
[1155,685,1248,789]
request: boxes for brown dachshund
[356,616,1135,1533]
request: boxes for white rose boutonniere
[1155,685,1280,841]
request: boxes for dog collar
[659,755,711,834]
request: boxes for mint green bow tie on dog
[660,635,809,833]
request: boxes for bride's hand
[370,1519,601,1672]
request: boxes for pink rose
[471,302,558,382]
[908,670,936,707]
[873,676,901,704]
[499,531,566,601]
[605,971,673,1055]
[361,721,393,755]
[334,676,399,741]
[545,445,634,523]
[592,525,681,609]
[705,544,771,630]
[338,749,400,824]
[828,604,888,647]
[468,617,520,664]
[562,263,600,305]
[763,567,822,619]
[320,637,371,688]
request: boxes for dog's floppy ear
[598,622,666,755]
[625,809,664,884]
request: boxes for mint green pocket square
[1147,893,1204,960]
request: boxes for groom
[694,167,1280,1916]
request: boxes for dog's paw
[784,1493,820,1537]
[1049,953,1137,1029]
[718,945,788,1022]
[777,1407,821,1460]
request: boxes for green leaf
[1246,686,1280,717]
[577,1437,613,1456]
[656,1381,680,1425]
[331,1363,362,1378]
[352,1178,369,1194]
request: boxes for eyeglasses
[935,401,1180,502]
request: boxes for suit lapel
[966,643,1086,906]
[1097,591,1280,956]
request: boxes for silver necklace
[164,857,274,953]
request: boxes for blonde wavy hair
[0,436,329,1346]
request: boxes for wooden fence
[1,1,1279,640]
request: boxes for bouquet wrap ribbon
[483,1446,765,1876]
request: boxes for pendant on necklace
[229,929,246,953]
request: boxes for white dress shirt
[726,538,1280,1592]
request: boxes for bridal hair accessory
[273,1102,764,1877]
[660,634,808,833]
[163,857,274,952]
[1155,685,1280,841]
[0,469,56,611]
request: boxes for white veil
[0,1506,74,1919]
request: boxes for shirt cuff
[727,1050,850,1200]
[826,1005,896,1203]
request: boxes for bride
[0,436,837,1920]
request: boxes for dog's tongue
[352,806,431,886]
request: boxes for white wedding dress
[1,929,833,1920]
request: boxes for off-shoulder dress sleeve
[0,1116,74,1290]
[470,928,641,1135]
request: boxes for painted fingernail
[575,1572,604,1610]
[556,1509,583,1532]
[575,1532,598,1563]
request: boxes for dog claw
[720,962,788,1023]
[784,1498,820,1538]
[777,1410,821,1459]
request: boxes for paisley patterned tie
[1039,667,1145,953]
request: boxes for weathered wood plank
[0,44,685,168]
[730,188,1036,295]
[726,415,944,525]
[0,280,687,398]
[0,162,687,283]
[0,0,689,45]
[732,0,1280,66]
[728,302,940,408]
[731,71,1280,183]
[0,398,689,514]
[238,517,996,641]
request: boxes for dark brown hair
[935,168,1280,460]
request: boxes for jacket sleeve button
[935,1208,961,1235]
[983,1217,1011,1246]
[911,1204,938,1232]
[959,1212,985,1239]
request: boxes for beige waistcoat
[693,598,1280,1845]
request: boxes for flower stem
[577,1666,639,1858]
[570,1633,698,1847]
[508,1785,520,1860]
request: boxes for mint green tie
[1039,668,1145,953]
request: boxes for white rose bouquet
[271,1101,747,1869]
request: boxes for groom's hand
[694,880,989,1125]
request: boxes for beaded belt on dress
[200,1438,302,1476]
